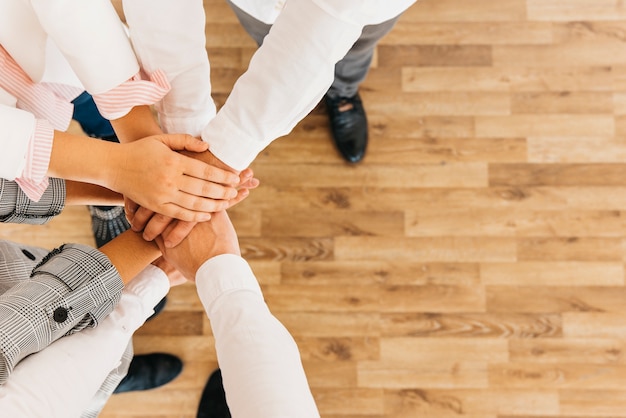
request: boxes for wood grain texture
[2,0,626,416]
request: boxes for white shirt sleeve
[27,0,139,94]
[201,0,362,170]
[122,0,216,137]
[196,254,319,418]
[0,264,170,418]
[202,0,415,170]
[0,104,34,181]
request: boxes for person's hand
[129,167,259,248]
[178,148,236,175]
[106,134,240,222]
[155,211,240,281]
[152,256,188,287]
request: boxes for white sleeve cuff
[124,264,170,319]
[195,254,262,316]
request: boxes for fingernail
[164,240,173,248]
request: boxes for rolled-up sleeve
[0,178,65,225]
[0,243,123,385]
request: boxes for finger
[159,203,219,222]
[131,206,156,232]
[178,175,238,200]
[168,189,236,213]
[159,134,209,152]
[239,168,253,183]
[239,177,260,190]
[181,156,240,185]
[162,220,196,248]
[238,168,259,189]
[154,236,166,254]
[143,213,176,242]
[225,188,250,209]
[124,198,139,223]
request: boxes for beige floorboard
[3,0,626,416]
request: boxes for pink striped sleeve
[14,119,54,202]
[42,83,84,103]
[92,70,171,120]
[0,46,74,132]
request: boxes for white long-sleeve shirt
[123,0,416,170]
[0,0,165,197]
[0,0,137,182]
[198,254,319,417]
[1,0,415,183]
[0,256,318,418]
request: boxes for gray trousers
[226,0,401,98]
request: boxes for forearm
[197,255,319,417]
[201,0,362,170]
[64,181,123,206]
[99,229,161,284]
[123,0,216,137]
[109,105,162,143]
[47,130,118,187]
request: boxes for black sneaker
[197,369,231,418]
[113,353,183,394]
[324,92,368,163]
[89,206,131,248]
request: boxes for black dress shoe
[197,369,231,418]
[113,353,183,394]
[89,206,131,248]
[146,296,167,321]
[324,93,368,163]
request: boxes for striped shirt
[0,46,170,201]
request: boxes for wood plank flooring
[3,0,626,416]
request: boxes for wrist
[49,131,117,188]
[100,141,125,193]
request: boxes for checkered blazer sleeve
[0,178,65,224]
[0,243,123,385]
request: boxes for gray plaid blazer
[0,178,124,385]
[0,178,65,224]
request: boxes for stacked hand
[123,147,258,248]
[107,134,243,222]
[155,210,240,281]
[102,106,257,249]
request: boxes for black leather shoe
[146,296,167,321]
[113,353,183,394]
[324,93,368,163]
[197,369,231,418]
[89,206,131,248]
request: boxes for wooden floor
[4,0,626,416]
